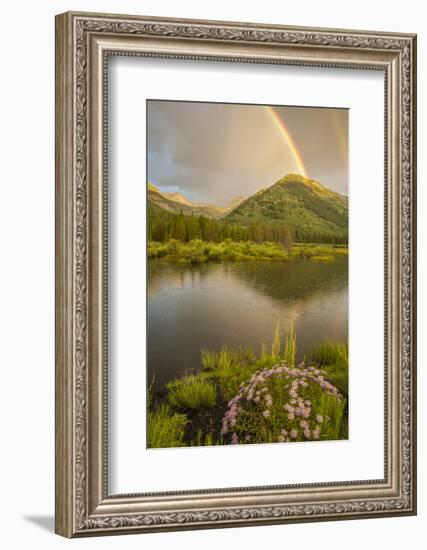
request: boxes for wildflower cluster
[221,362,344,445]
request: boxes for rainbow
[330,110,348,167]
[264,106,307,178]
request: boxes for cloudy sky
[147,100,348,206]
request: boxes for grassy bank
[148,239,348,264]
[148,325,348,448]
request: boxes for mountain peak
[276,173,323,190]
[226,173,348,242]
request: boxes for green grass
[200,324,299,402]
[167,375,216,409]
[190,430,224,447]
[200,347,217,371]
[311,340,348,397]
[217,363,260,402]
[271,321,281,361]
[147,403,187,448]
[200,344,261,401]
[283,323,297,367]
[313,392,347,440]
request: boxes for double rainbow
[264,106,308,178]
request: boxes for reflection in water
[148,257,348,390]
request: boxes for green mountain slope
[226,174,348,242]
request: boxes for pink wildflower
[290,429,298,438]
[302,408,311,419]
[312,426,320,440]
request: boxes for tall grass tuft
[312,340,348,366]
[167,375,216,409]
[271,320,281,361]
[191,429,220,446]
[260,342,268,362]
[284,324,297,366]
[201,347,216,371]
[147,403,187,448]
[217,346,236,372]
[311,340,348,397]
[245,345,256,363]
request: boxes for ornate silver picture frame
[55,11,417,537]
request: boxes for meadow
[147,324,348,448]
[148,239,348,264]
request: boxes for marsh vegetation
[148,239,347,264]
[148,325,348,448]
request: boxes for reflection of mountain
[148,183,243,218]
[147,258,348,389]
[226,174,348,242]
[229,255,348,302]
[148,255,347,306]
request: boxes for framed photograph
[55,11,417,537]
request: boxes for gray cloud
[147,100,348,206]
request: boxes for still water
[148,257,348,391]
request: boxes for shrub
[167,375,216,409]
[148,239,290,263]
[147,403,187,448]
[220,363,346,445]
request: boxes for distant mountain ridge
[226,173,348,242]
[148,183,243,218]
